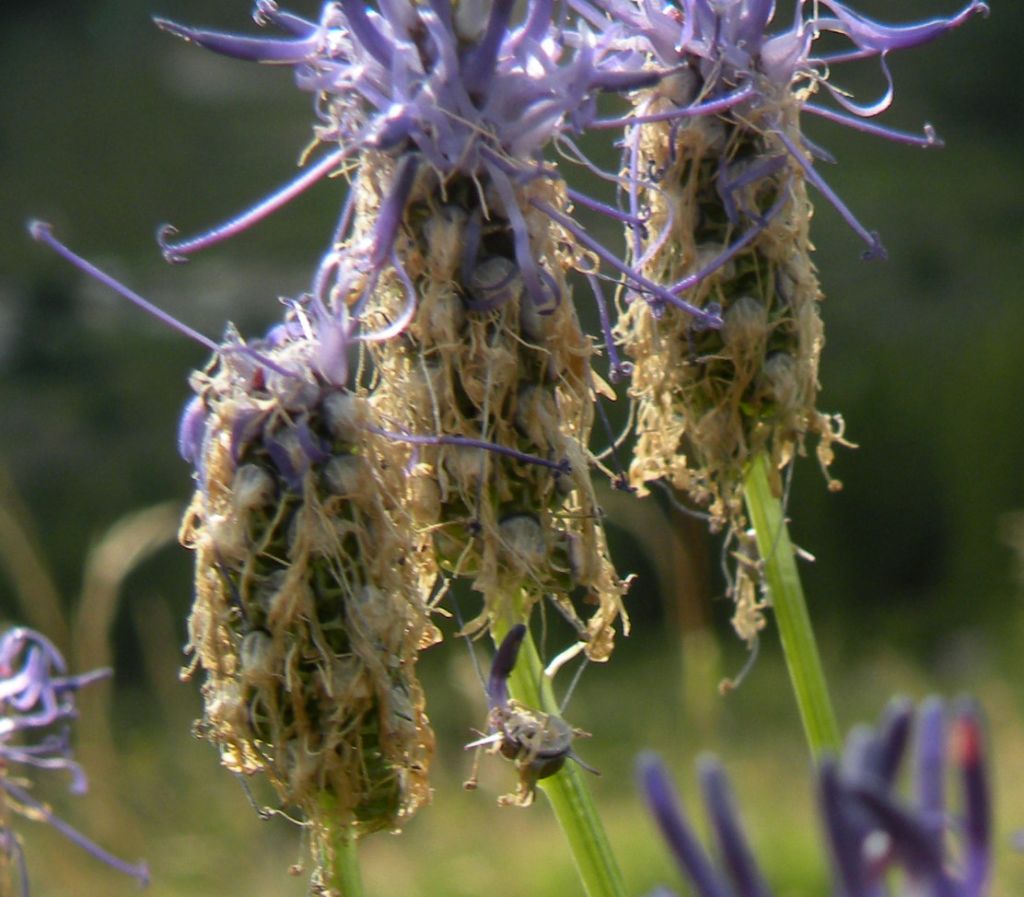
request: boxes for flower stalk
[316,806,365,897]
[492,616,626,897]
[743,453,840,756]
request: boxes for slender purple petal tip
[637,751,671,807]
[27,218,53,242]
[637,752,687,851]
[862,233,888,262]
[152,16,192,42]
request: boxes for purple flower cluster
[820,697,988,897]
[0,627,148,893]
[582,0,988,261]
[158,0,636,170]
[153,0,678,321]
[641,697,989,897]
[32,0,988,423]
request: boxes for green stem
[492,617,627,897]
[743,453,841,756]
[318,812,364,897]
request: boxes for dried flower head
[640,697,990,897]
[583,0,987,527]
[150,1,668,660]
[0,626,149,894]
[359,164,631,659]
[28,222,438,847]
[179,310,439,839]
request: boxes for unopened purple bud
[228,405,268,464]
[466,257,524,311]
[263,430,308,491]
[487,624,526,710]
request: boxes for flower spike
[593,0,984,551]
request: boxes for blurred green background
[1,1,1023,895]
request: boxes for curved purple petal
[814,0,988,54]
[488,624,527,709]
[154,16,321,63]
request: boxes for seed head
[596,0,985,531]
[26,223,439,845]
[179,311,439,837]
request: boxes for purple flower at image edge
[640,697,990,897]
[0,627,149,893]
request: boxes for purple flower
[156,0,646,191]
[0,627,149,892]
[153,1,719,340]
[579,0,988,259]
[640,753,771,897]
[821,697,989,897]
[640,697,990,897]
